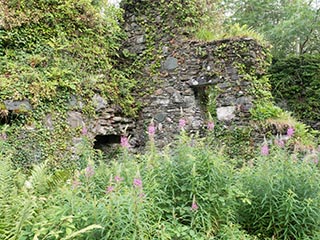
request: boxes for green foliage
[0,0,142,167]
[238,153,320,239]
[196,23,268,46]
[269,54,320,127]
[2,131,320,239]
[0,0,138,115]
[210,123,255,162]
[224,0,320,58]
[250,101,283,121]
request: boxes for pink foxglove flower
[207,121,215,131]
[85,165,95,178]
[274,139,285,148]
[114,175,123,183]
[106,186,114,194]
[191,201,198,211]
[0,133,7,140]
[81,126,88,135]
[148,124,156,136]
[72,179,81,189]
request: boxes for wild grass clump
[1,128,320,239]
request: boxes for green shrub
[237,152,320,239]
[269,54,320,127]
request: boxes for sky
[108,0,121,7]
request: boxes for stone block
[4,100,32,111]
[163,57,178,71]
[217,106,236,121]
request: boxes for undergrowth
[1,128,320,239]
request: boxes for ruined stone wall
[121,3,270,148]
[127,38,269,147]
[1,2,271,152]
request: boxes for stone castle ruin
[1,1,272,153]
[90,1,270,150]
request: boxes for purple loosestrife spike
[179,118,186,128]
[106,186,114,194]
[191,202,198,211]
[85,165,95,178]
[81,126,88,135]
[261,144,269,156]
[274,139,285,148]
[207,121,215,131]
[114,175,123,182]
[287,127,294,137]
[120,136,130,148]
[148,124,156,136]
[133,178,142,188]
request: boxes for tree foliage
[223,0,320,58]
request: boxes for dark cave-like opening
[93,134,121,152]
[0,110,17,125]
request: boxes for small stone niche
[0,110,17,125]
[93,134,121,154]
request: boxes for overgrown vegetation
[0,0,140,167]
[1,0,320,238]
[1,130,320,239]
[0,0,138,115]
[269,54,320,129]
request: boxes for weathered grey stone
[136,35,145,44]
[98,119,110,126]
[172,91,183,103]
[155,98,170,105]
[68,95,84,109]
[93,94,107,112]
[217,106,236,121]
[223,96,237,105]
[162,46,169,55]
[166,87,175,94]
[4,100,32,111]
[113,116,123,122]
[163,57,178,71]
[236,96,252,105]
[184,96,196,107]
[154,112,166,122]
[67,111,84,128]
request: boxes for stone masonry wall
[128,38,268,148]
[0,2,270,152]
[122,2,269,148]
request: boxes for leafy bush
[237,151,320,239]
[269,54,320,128]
